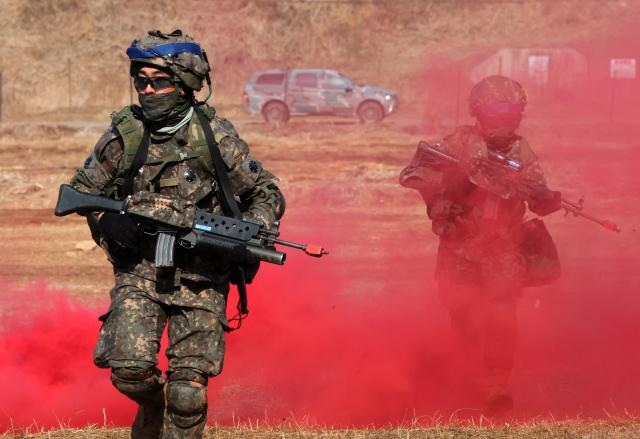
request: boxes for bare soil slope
[0,0,638,119]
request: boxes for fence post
[454,70,462,126]
[0,71,3,122]
[68,58,72,108]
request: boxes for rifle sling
[193,105,242,220]
[193,105,249,324]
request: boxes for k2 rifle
[54,184,329,267]
[417,141,620,233]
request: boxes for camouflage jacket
[400,125,554,283]
[71,105,284,288]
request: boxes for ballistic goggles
[133,75,177,92]
[475,102,525,115]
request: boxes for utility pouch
[520,218,561,287]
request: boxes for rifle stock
[55,184,123,216]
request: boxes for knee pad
[111,366,165,403]
[166,369,208,429]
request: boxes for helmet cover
[127,29,210,91]
[469,75,527,117]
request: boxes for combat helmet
[127,29,211,92]
[468,75,527,117]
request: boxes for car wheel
[263,101,290,124]
[357,101,384,124]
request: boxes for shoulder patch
[210,116,239,139]
[218,135,249,168]
[93,125,122,161]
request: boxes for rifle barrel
[272,238,329,257]
[272,238,306,250]
[560,200,620,233]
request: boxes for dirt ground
[0,106,637,297]
[1,106,639,436]
[0,109,421,297]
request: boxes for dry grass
[3,418,640,439]
[2,0,640,119]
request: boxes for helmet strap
[199,50,213,104]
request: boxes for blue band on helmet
[476,102,525,114]
[126,42,202,59]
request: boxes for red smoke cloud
[2,18,640,434]
[1,192,639,433]
[0,280,133,430]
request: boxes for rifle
[417,141,620,233]
[54,184,329,268]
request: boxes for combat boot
[110,367,167,439]
[131,385,166,439]
[484,386,513,417]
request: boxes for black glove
[528,190,562,216]
[97,212,142,248]
[428,195,470,238]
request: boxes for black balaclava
[133,63,193,127]
[138,86,192,125]
[477,111,522,150]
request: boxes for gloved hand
[97,212,142,248]
[428,195,469,238]
[528,190,562,216]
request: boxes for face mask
[477,112,522,149]
[483,128,517,150]
[138,88,191,123]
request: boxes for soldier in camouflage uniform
[70,30,284,438]
[399,76,561,414]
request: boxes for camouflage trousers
[438,277,520,407]
[94,272,228,438]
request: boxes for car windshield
[337,73,355,88]
[256,73,285,85]
[338,72,360,88]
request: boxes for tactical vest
[105,105,225,202]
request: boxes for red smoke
[1,192,639,432]
[3,16,640,434]
[0,280,132,430]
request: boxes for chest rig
[105,105,224,204]
[104,105,253,328]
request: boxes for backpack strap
[188,105,225,172]
[106,106,148,199]
[193,104,241,219]
[193,104,250,323]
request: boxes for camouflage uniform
[70,30,284,439]
[400,76,560,413]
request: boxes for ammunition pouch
[520,218,561,287]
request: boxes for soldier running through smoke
[68,29,285,438]
[400,75,563,415]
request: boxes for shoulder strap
[193,105,242,219]
[122,127,149,197]
[107,106,148,199]
[193,104,250,325]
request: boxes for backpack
[104,104,224,200]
